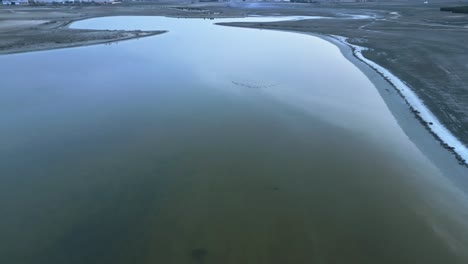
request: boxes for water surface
[0,16,467,264]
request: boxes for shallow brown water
[0,16,467,264]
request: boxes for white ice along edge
[331,35,468,165]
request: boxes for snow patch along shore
[331,35,468,165]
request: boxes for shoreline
[314,32,468,184]
[329,35,468,166]
[0,15,167,55]
[0,29,167,55]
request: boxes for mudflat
[0,7,166,54]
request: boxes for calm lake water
[1,16,467,264]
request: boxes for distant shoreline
[330,34,468,165]
[313,32,468,182]
[323,32,468,170]
[317,32,468,180]
[0,18,166,55]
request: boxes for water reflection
[0,16,467,264]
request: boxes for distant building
[8,0,29,4]
[32,0,114,3]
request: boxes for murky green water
[0,16,467,264]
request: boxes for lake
[0,16,467,264]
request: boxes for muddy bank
[0,19,165,55]
[0,28,166,55]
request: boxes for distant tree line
[440,6,468,14]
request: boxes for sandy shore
[315,32,468,188]
[0,29,166,55]
[0,5,172,55]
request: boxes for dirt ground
[0,6,168,54]
[1,1,467,155]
